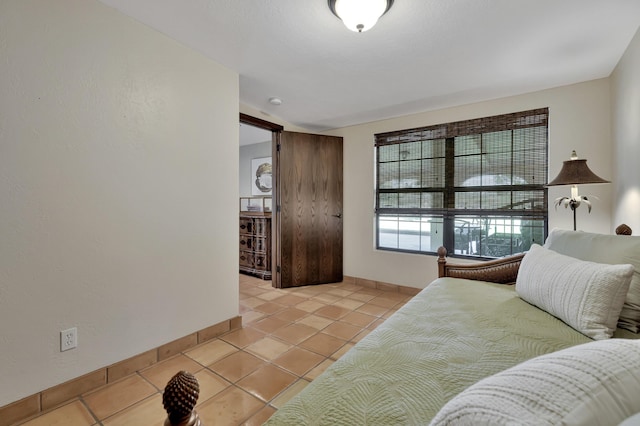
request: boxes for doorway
[239,114,343,289]
[239,114,282,283]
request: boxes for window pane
[454,134,481,156]
[482,152,511,180]
[378,215,443,252]
[421,157,445,187]
[483,131,511,154]
[513,126,547,151]
[400,159,421,188]
[512,190,546,210]
[453,218,483,255]
[456,192,481,209]
[513,126,547,185]
[481,191,513,210]
[399,192,421,208]
[400,141,422,160]
[422,192,444,209]
[378,161,398,189]
[478,217,514,257]
[378,144,399,162]
[455,155,482,186]
[378,216,399,249]
[379,192,398,208]
[422,138,446,158]
[453,216,545,258]
[456,190,546,211]
[520,219,546,250]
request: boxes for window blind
[375,108,548,258]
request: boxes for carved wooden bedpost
[616,224,632,235]
[437,246,448,278]
[163,371,201,426]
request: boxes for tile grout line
[14,275,415,425]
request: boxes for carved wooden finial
[616,224,633,235]
[437,246,448,278]
[163,371,201,426]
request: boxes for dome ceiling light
[328,0,394,33]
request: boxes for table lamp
[547,150,609,231]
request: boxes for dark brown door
[273,131,343,288]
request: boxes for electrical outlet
[60,327,77,352]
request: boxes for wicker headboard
[437,224,633,283]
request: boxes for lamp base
[570,201,578,231]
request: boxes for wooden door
[273,131,343,288]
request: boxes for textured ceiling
[98,0,640,132]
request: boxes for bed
[265,228,640,425]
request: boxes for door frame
[239,113,283,286]
[239,113,283,134]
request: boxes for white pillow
[430,339,640,426]
[544,228,640,333]
[516,244,633,340]
[620,413,640,426]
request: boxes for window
[375,108,548,258]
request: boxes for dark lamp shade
[547,159,610,186]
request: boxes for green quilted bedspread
[265,277,638,425]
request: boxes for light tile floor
[17,275,412,425]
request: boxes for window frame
[374,108,549,260]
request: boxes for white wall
[331,79,613,289]
[611,28,640,232]
[0,0,239,406]
[240,142,272,197]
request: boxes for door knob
[332,213,342,218]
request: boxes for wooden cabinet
[239,213,272,280]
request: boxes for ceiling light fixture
[328,0,394,33]
[268,97,282,106]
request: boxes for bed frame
[438,224,633,284]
